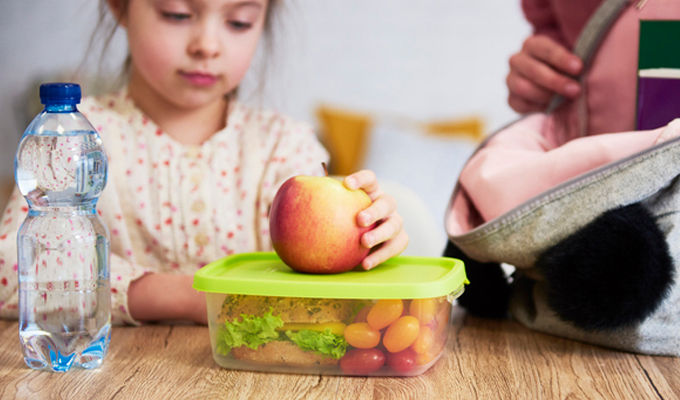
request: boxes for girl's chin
[166,90,229,110]
[131,81,229,112]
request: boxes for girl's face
[117,0,267,112]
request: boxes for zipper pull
[637,0,649,10]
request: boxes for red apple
[269,174,375,274]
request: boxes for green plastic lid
[193,252,467,299]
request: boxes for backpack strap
[546,0,632,113]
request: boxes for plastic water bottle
[15,83,111,372]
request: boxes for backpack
[445,0,680,356]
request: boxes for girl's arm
[343,170,409,270]
[127,273,207,324]
[521,0,561,41]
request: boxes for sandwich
[215,295,355,366]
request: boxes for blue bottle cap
[39,83,82,105]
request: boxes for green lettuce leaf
[215,308,284,355]
[285,328,348,359]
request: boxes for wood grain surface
[1,307,678,400]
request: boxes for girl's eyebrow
[229,1,264,10]
[180,0,264,11]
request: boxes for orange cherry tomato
[382,315,420,353]
[434,302,451,337]
[409,298,437,325]
[344,323,381,349]
[410,326,434,354]
[414,329,447,366]
[415,349,440,366]
[367,299,403,330]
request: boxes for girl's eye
[161,12,192,22]
[228,20,253,31]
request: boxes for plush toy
[444,115,680,356]
[447,202,675,331]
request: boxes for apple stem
[322,162,329,177]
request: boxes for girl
[0,0,408,325]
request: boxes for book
[636,20,680,130]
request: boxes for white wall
[244,1,529,127]
[0,0,128,181]
[0,0,531,253]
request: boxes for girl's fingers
[509,39,582,100]
[342,170,408,270]
[344,170,382,200]
[362,230,410,270]
[506,70,553,106]
[361,212,403,249]
[512,52,579,97]
[357,194,397,227]
[524,35,583,76]
[508,93,545,114]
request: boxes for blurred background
[0,0,530,256]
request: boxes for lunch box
[193,252,467,376]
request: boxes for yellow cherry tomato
[367,299,403,330]
[344,323,381,349]
[409,298,437,325]
[410,325,434,354]
[382,316,420,353]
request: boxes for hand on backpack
[507,35,584,113]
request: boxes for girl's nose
[188,23,221,58]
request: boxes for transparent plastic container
[15,83,111,372]
[193,252,467,376]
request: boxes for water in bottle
[15,83,111,372]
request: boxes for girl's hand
[344,170,409,270]
[507,35,583,114]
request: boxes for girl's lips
[180,71,219,87]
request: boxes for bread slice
[218,295,354,324]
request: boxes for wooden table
[1,308,678,400]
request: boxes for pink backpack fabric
[447,0,680,236]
